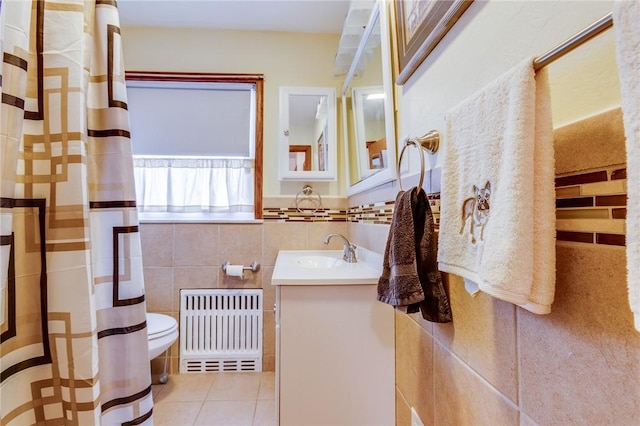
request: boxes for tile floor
[151,372,276,426]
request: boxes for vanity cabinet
[274,282,394,425]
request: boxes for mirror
[279,86,337,181]
[353,86,387,172]
[342,1,397,195]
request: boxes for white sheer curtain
[133,157,254,213]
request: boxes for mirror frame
[342,0,397,196]
[278,86,337,181]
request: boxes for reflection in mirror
[279,87,337,181]
[353,86,387,175]
[289,145,311,171]
[342,1,396,195]
[287,94,328,172]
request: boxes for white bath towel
[438,57,556,314]
[613,0,640,332]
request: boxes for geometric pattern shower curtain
[0,0,153,424]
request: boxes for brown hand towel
[377,187,452,323]
[378,189,425,306]
[406,188,452,323]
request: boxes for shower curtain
[0,0,153,424]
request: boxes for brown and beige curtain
[1,0,153,424]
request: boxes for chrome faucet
[323,233,357,263]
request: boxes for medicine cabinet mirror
[342,1,397,195]
[279,86,337,181]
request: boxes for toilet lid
[147,313,177,337]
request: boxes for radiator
[179,289,263,373]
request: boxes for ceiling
[117,0,353,34]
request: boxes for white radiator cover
[179,289,263,373]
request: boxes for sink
[294,255,345,269]
[272,249,383,285]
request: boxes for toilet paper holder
[221,261,261,274]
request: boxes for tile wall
[141,107,639,424]
[140,198,347,375]
[347,108,640,425]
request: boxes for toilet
[147,313,178,383]
[147,313,178,359]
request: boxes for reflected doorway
[288,145,311,171]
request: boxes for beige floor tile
[153,372,274,426]
[159,373,217,402]
[206,372,261,401]
[152,384,166,402]
[253,400,276,426]
[258,372,275,400]
[194,400,256,426]
[152,401,202,426]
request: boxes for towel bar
[397,130,440,192]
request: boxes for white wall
[120,26,345,198]
[395,0,619,180]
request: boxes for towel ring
[397,130,440,192]
[295,184,323,213]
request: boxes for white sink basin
[272,249,383,285]
[294,255,345,269]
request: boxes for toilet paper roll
[225,264,244,278]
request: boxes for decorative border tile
[273,164,627,246]
[262,207,346,222]
[556,165,626,246]
[555,170,608,187]
[348,201,394,225]
[344,163,627,249]
[347,193,441,228]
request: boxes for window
[125,72,263,220]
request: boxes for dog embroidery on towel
[459,181,491,244]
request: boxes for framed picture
[394,0,473,85]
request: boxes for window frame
[125,71,264,219]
